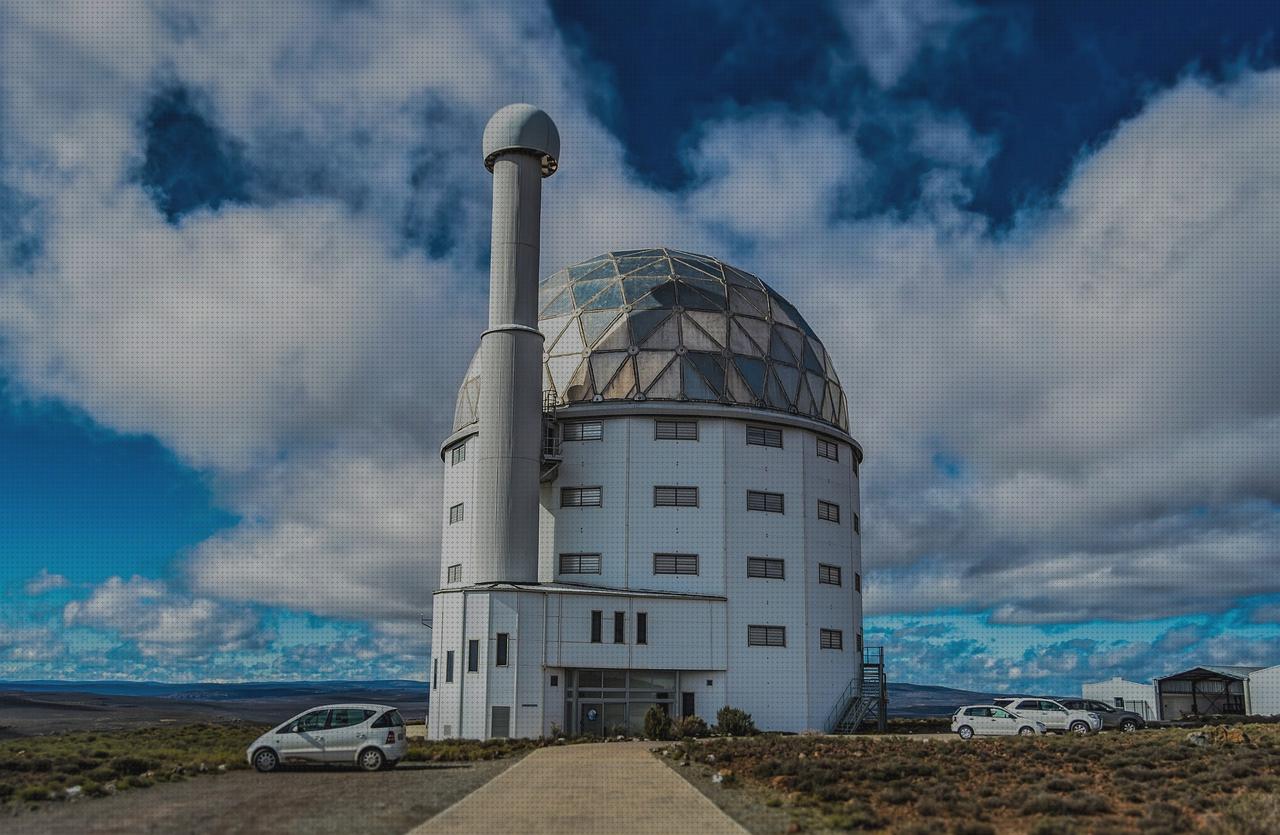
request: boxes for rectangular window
[447,563,462,583]
[747,490,785,513]
[449,503,464,524]
[561,486,603,507]
[613,612,625,644]
[857,632,863,652]
[450,442,466,465]
[445,650,455,683]
[655,419,698,440]
[467,639,479,672]
[855,572,862,592]
[746,425,783,448]
[853,458,859,478]
[747,625,786,647]
[562,420,603,441]
[653,553,699,575]
[746,557,785,579]
[853,512,861,534]
[496,633,509,667]
[590,610,602,643]
[653,486,699,507]
[636,612,648,645]
[818,500,840,523]
[821,628,843,650]
[432,658,438,690]
[819,564,842,586]
[559,553,602,574]
[817,437,839,461]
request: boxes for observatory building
[427,105,871,739]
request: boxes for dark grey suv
[1057,698,1146,732]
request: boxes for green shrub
[714,706,757,736]
[643,705,674,740]
[675,714,709,738]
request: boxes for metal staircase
[540,390,562,483]
[828,646,888,733]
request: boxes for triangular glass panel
[672,257,723,281]
[581,310,623,346]
[822,387,837,424]
[725,364,752,404]
[805,373,826,405]
[636,350,674,390]
[548,318,584,357]
[646,280,680,308]
[728,318,765,357]
[769,295,797,329]
[733,356,767,398]
[776,364,801,401]
[765,367,789,409]
[603,356,637,399]
[642,315,680,349]
[616,255,663,275]
[681,315,720,352]
[540,286,574,317]
[677,284,722,312]
[646,360,681,399]
[595,316,632,351]
[575,260,618,282]
[777,326,804,366]
[836,388,848,430]
[628,258,673,277]
[629,310,671,345]
[589,352,627,393]
[738,316,771,353]
[540,268,571,292]
[540,314,574,350]
[769,329,797,365]
[796,377,815,415]
[568,258,609,280]
[566,360,592,402]
[688,352,726,395]
[773,294,817,338]
[801,339,824,375]
[572,277,615,306]
[729,285,768,317]
[688,310,727,346]
[681,357,716,401]
[584,281,624,311]
[724,264,762,288]
[548,355,583,397]
[622,275,671,302]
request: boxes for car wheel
[1019,726,1036,736]
[253,748,279,773]
[358,747,385,772]
[1070,721,1091,735]
[1120,719,1139,733]
[957,725,974,740]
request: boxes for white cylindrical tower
[472,104,560,583]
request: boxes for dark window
[653,553,699,575]
[636,612,648,645]
[590,610,602,643]
[965,707,991,717]
[653,486,698,507]
[298,710,330,732]
[559,553,602,574]
[496,633,509,667]
[613,612,625,644]
[447,563,462,583]
[468,639,479,672]
[327,708,371,729]
[817,437,839,461]
[491,706,511,738]
[445,650,455,682]
[747,625,786,647]
[853,458,859,477]
[450,443,466,465]
[561,486,603,507]
[820,628,843,650]
[856,632,863,652]
[746,425,782,448]
[747,490,784,513]
[562,421,603,441]
[449,503,464,524]
[855,572,862,592]
[432,658,438,690]
[550,674,559,687]
[746,557,785,579]
[853,512,861,534]
[819,564,842,586]
[371,709,404,728]
[655,419,698,440]
[817,500,840,523]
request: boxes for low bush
[675,714,709,739]
[714,706,757,737]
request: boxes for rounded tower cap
[483,104,560,177]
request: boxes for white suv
[247,704,409,772]
[994,698,1102,735]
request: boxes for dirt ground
[0,758,517,835]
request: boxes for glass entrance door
[580,702,603,736]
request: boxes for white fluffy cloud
[24,568,69,595]
[833,0,978,89]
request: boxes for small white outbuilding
[1082,676,1157,719]
[1248,664,1280,716]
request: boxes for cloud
[24,568,69,595]
[833,0,978,88]
[62,575,265,659]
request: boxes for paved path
[407,742,746,835]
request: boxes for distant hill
[886,682,1002,717]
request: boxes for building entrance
[565,669,677,735]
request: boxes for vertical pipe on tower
[472,104,560,584]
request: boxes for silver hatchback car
[247,704,408,772]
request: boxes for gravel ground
[0,759,519,835]
[656,752,795,835]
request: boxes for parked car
[951,704,1047,738]
[993,697,1102,735]
[1056,698,1147,732]
[246,704,408,772]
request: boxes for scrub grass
[659,723,1280,833]
[0,723,543,808]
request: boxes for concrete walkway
[407,742,746,835]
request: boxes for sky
[0,0,1278,693]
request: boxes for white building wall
[1249,665,1280,716]
[1082,677,1157,719]
[439,435,477,588]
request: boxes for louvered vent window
[817,437,839,461]
[447,564,462,583]
[449,503,464,524]
[747,625,786,647]
[746,557,785,579]
[561,486,603,507]
[655,419,698,440]
[563,421,603,441]
[820,629,843,650]
[559,553,602,574]
[654,486,699,507]
[747,491,785,513]
[818,500,840,523]
[819,564,842,586]
[746,425,782,448]
[653,553,699,575]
